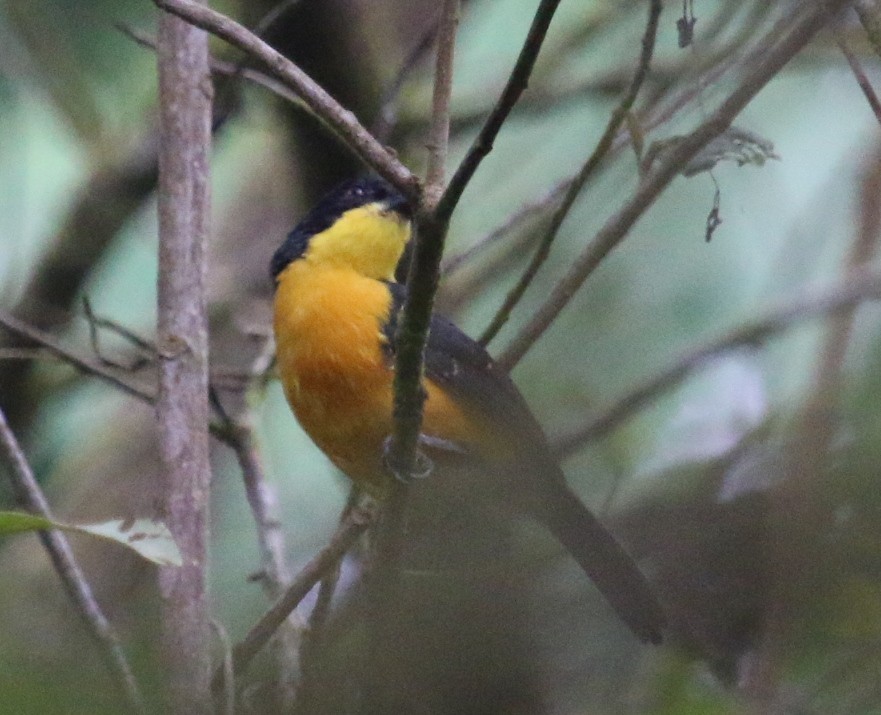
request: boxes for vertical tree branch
[155,4,214,712]
[387,0,461,480]
[221,341,299,709]
[368,4,461,712]
[424,0,459,206]
[0,407,145,714]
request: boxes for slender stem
[437,0,564,221]
[855,0,881,58]
[0,407,146,714]
[553,265,881,457]
[836,28,881,127]
[424,0,460,207]
[442,10,757,289]
[479,0,662,346]
[442,181,566,276]
[0,310,251,449]
[0,310,155,402]
[155,5,214,711]
[211,502,377,689]
[372,18,440,143]
[371,6,460,707]
[295,491,358,710]
[235,434,291,597]
[152,0,419,198]
[228,338,292,603]
[220,337,298,708]
[497,0,854,370]
[229,421,299,706]
[386,0,461,483]
[210,619,235,715]
[117,21,308,109]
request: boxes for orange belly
[274,262,480,495]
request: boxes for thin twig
[836,28,881,127]
[437,0,563,222]
[249,0,306,39]
[855,0,881,59]
[0,406,146,714]
[424,0,460,207]
[304,556,341,652]
[223,338,299,708]
[372,18,440,143]
[497,0,854,370]
[0,310,155,402]
[441,21,755,288]
[152,0,419,198]
[386,0,462,483]
[0,310,251,449]
[296,492,356,708]
[0,347,58,361]
[117,21,306,107]
[211,501,377,690]
[553,265,881,457]
[210,619,235,715]
[368,8,461,707]
[82,297,155,371]
[205,340,285,590]
[441,181,566,277]
[231,426,294,596]
[234,337,292,602]
[479,0,662,346]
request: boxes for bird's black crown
[270,177,411,281]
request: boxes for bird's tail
[532,485,666,644]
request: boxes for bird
[270,176,666,644]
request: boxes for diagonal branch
[372,9,461,707]
[553,265,881,457]
[385,0,462,485]
[836,27,881,127]
[436,0,564,221]
[497,0,855,370]
[0,310,155,403]
[152,0,419,198]
[479,0,662,346]
[210,501,377,690]
[0,407,146,714]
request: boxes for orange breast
[274,262,480,495]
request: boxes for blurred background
[2,0,881,713]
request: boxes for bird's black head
[270,177,412,281]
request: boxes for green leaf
[0,511,182,566]
[0,511,55,535]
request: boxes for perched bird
[271,176,665,644]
